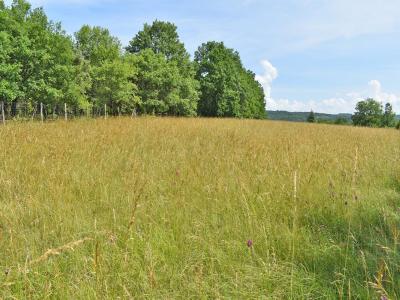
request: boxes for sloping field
[0,118,399,299]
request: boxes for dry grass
[0,117,399,299]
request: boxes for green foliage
[352,99,398,128]
[316,117,351,126]
[74,25,139,114]
[0,29,21,103]
[334,117,350,125]
[126,20,199,116]
[0,0,78,115]
[396,120,400,130]
[352,98,384,127]
[126,20,189,65]
[19,5,77,107]
[239,70,267,119]
[128,50,198,116]
[382,102,396,127]
[1,2,267,119]
[194,41,266,119]
[75,25,120,65]
[91,59,139,113]
[307,110,315,123]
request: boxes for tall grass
[0,118,399,299]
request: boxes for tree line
[352,99,399,128]
[0,0,266,120]
[306,99,399,129]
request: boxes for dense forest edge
[0,0,266,120]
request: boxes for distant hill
[267,111,353,123]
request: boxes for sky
[5,0,400,113]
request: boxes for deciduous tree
[352,98,383,127]
[194,41,266,119]
[382,102,396,127]
[129,49,198,116]
[75,25,138,114]
[126,20,199,116]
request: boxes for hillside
[267,110,353,122]
[268,110,400,123]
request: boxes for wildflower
[247,240,253,248]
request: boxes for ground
[0,118,399,299]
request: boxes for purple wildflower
[247,240,253,248]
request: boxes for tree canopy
[0,0,77,115]
[126,20,199,116]
[352,98,397,128]
[126,20,189,64]
[382,102,396,128]
[194,41,266,119]
[74,25,138,114]
[1,1,271,120]
[129,49,198,116]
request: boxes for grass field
[0,118,399,299]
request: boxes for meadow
[0,118,399,299]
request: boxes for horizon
[4,0,400,114]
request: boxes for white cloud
[267,80,400,114]
[256,60,400,114]
[368,80,400,109]
[267,96,361,114]
[255,60,278,99]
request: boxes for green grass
[0,118,399,299]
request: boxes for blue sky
[6,0,400,113]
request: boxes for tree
[75,25,120,65]
[126,20,199,116]
[382,103,396,127]
[91,58,140,114]
[238,70,267,119]
[307,110,315,123]
[128,49,198,116]
[0,0,78,116]
[194,41,266,118]
[75,25,138,114]
[1,1,269,120]
[126,20,190,69]
[352,98,383,127]
[396,120,400,130]
[0,24,21,107]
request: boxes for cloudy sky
[6,0,400,113]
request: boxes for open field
[0,118,399,299]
